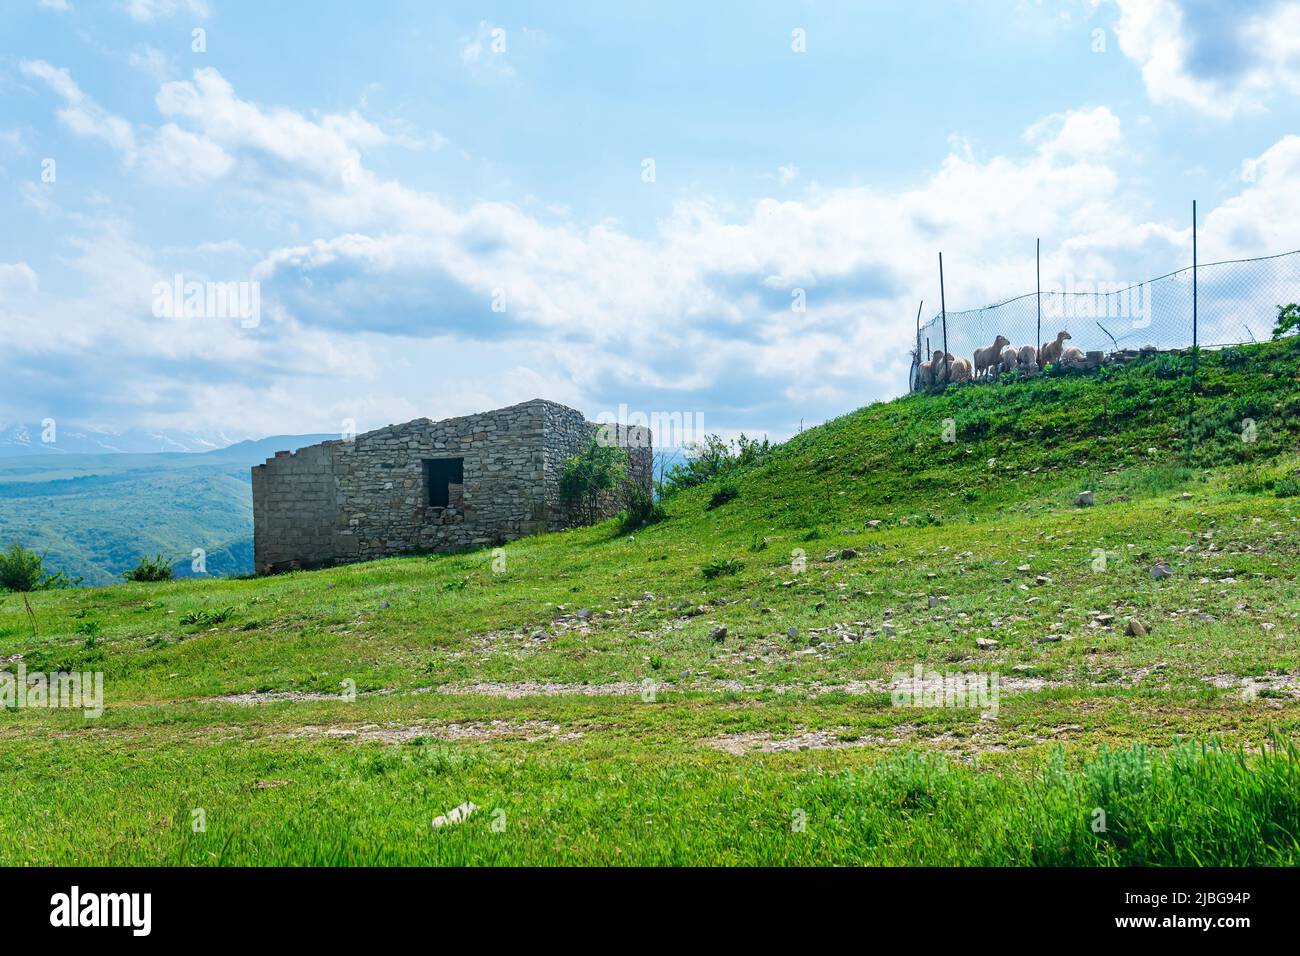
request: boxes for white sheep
[916,360,933,390]
[1040,330,1071,367]
[999,347,1017,374]
[930,349,955,387]
[1017,344,1036,369]
[948,357,973,384]
[1060,346,1086,368]
[973,334,1010,380]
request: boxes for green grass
[3,339,1300,865]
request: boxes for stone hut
[252,399,652,574]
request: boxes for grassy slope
[3,341,1300,864]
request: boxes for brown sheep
[930,349,955,387]
[999,347,1017,374]
[1040,330,1071,367]
[973,334,1010,380]
[1016,344,1037,369]
[948,357,973,384]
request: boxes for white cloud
[1109,0,1300,117]
[119,0,208,22]
[20,59,137,161]
[1024,106,1123,159]
[0,262,38,297]
[141,122,234,184]
[39,0,73,12]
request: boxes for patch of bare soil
[281,719,580,744]
[706,727,893,754]
[207,690,351,705]
[1203,672,1300,699]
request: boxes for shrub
[1273,303,1300,340]
[0,543,79,636]
[1275,477,1300,498]
[702,557,743,579]
[180,607,235,627]
[124,554,174,582]
[658,434,771,497]
[560,435,627,524]
[706,485,739,510]
[618,481,665,533]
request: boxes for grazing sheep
[916,360,934,390]
[1000,347,1017,374]
[1017,344,1037,369]
[1060,346,1086,368]
[948,357,973,384]
[973,334,1011,380]
[930,349,954,387]
[1022,361,1040,377]
[1040,330,1071,367]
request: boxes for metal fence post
[939,253,948,382]
[1036,238,1042,363]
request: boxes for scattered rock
[1035,575,1051,586]
[840,548,858,560]
[976,637,999,649]
[787,626,799,639]
[379,600,390,610]
[576,608,591,620]
[1149,562,1173,580]
[1126,618,1148,637]
[1016,564,1032,573]
[867,519,882,528]
[1075,490,1094,507]
[709,626,728,643]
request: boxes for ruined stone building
[252,400,652,573]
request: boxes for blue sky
[3,0,1300,447]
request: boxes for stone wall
[252,399,653,573]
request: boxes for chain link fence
[911,248,1300,390]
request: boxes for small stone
[928,595,939,608]
[1017,564,1032,573]
[867,519,882,528]
[840,548,857,560]
[1126,618,1148,637]
[1039,634,1063,643]
[709,626,728,642]
[1075,490,1094,507]
[976,637,998,649]
[787,626,799,639]
[1035,575,1051,586]
[379,600,390,610]
[576,607,591,620]
[1150,562,1173,580]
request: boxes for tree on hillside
[0,543,80,637]
[1273,304,1300,340]
[560,435,627,525]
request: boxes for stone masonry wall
[253,399,652,573]
[251,442,339,572]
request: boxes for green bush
[618,481,665,533]
[702,557,743,579]
[0,542,79,635]
[658,434,771,498]
[560,435,627,525]
[124,554,175,582]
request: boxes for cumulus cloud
[1109,0,1300,116]
[20,59,137,160]
[119,0,208,22]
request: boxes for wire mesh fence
[911,247,1300,391]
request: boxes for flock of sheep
[915,329,1103,390]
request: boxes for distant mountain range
[0,426,686,586]
[0,432,332,585]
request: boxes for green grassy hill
[2,341,1299,865]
